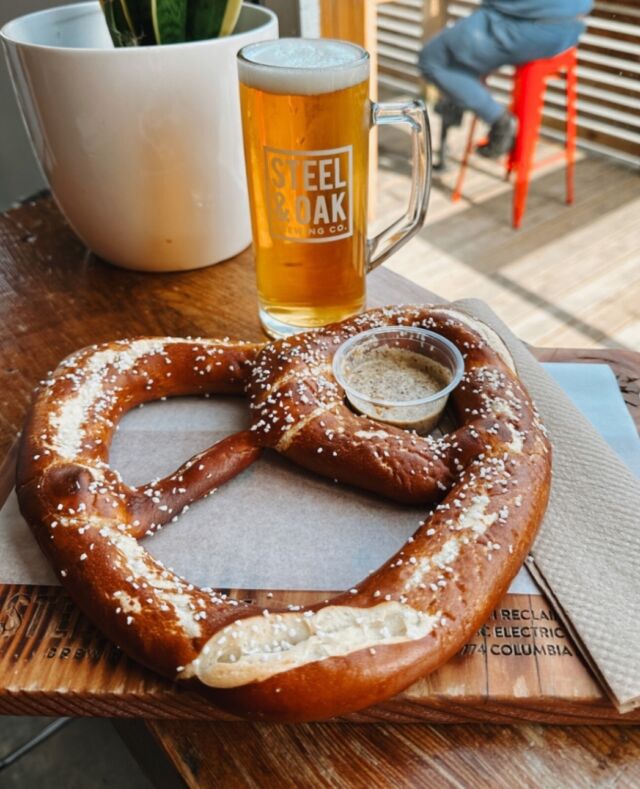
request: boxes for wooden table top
[1,195,639,786]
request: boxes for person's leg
[419,10,587,159]
[419,10,518,163]
[492,16,586,67]
[433,100,464,171]
[418,10,509,125]
[476,14,586,158]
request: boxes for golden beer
[238,39,431,337]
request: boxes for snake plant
[99,0,243,46]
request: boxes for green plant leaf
[123,0,157,45]
[101,0,240,44]
[187,0,224,40]
[99,0,154,46]
[99,0,129,46]
[187,0,241,40]
[117,0,136,37]
[151,0,187,44]
[218,0,242,37]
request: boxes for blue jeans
[419,8,585,123]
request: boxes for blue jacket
[484,1,593,18]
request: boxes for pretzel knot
[16,307,551,722]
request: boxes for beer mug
[237,38,431,338]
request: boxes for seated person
[419,0,592,162]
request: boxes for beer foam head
[238,38,370,96]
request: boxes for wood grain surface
[146,718,640,789]
[1,196,639,784]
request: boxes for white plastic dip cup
[333,327,464,434]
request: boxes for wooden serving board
[0,347,638,724]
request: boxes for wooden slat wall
[377,0,640,165]
[377,0,425,93]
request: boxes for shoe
[433,140,449,172]
[433,97,464,172]
[435,97,464,128]
[433,156,449,173]
[477,112,517,159]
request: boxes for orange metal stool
[452,47,578,229]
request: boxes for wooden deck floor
[376,121,640,349]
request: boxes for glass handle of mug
[366,99,432,273]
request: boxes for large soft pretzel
[16,307,550,722]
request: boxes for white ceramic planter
[1,2,278,272]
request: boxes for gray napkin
[454,298,640,713]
